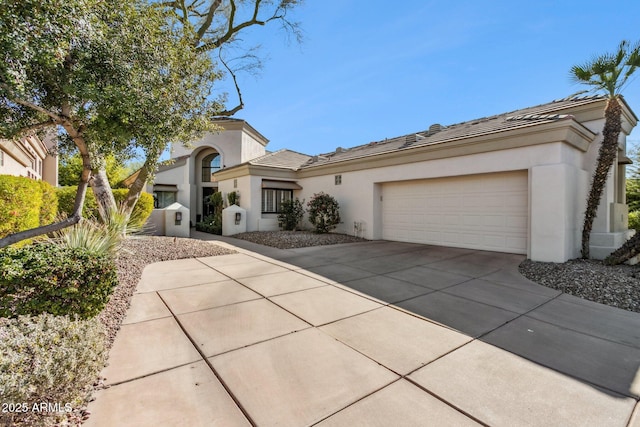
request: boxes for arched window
[201,153,221,182]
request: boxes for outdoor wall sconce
[235,212,241,225]
[175,211,182,225]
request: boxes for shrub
[629,210,640,231]
[227,190,239,206]
[38,180,58,226]
[307,192,341,234]
[52,218,124,256]
[55,186,154,227]
[0,175,57,239]
[55,186,99,220]
[197,192,223,235]
[0,314,106,427]
[195,214,222,235]
[0,244,118,319]
[125,191,154,228]
[278,198,305,231]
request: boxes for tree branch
[215,50,244,116]
[0,215,81,248]
[17,119,57,135]
[0,180,89,248]
[196,0,269,51]
[0,84,64,123]
[196,0,223,41]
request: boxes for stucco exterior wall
[218,174,258,228]
[148,99,636,262]
[172,131,242,167]
[241,133,268,163]
[295,141,591,261]
[170,127,266,167]
[0,136,55,183]
[0,150,28,177]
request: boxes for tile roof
[299,95,608,169]
[248,149,312,170]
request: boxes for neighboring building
[151,95,638,263]
[0,134,58,186]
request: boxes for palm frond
[570,39,640,97]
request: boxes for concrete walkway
[86,234,640,426]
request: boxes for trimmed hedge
[0,244,118,319]
[0,314,106,427]
[56,187,153,227]
[55,186,99,220]
[125,190,154,228]
[630,210,640,231]
[0,175,57,239]
[39,180,58,225]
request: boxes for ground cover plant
[0,314,106,427]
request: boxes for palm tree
[571,40,640,259]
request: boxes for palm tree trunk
[581,96,623,258]
[605,232,640,264]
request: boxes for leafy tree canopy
[0,0,303,247]
[58,152,135,188]
[1,0,223,157]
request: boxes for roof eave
[297,119,596,178]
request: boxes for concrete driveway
[86,234,640,426]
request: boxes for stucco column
[530,164,587,262]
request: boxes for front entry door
[202,187,215,218]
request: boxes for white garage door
[382,171,528,254]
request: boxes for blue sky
[218,0,640,155]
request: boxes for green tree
[120,0,303,217]
[570,40,640,259]
[0,0,222,247]
[58,152,130,188]
[0,0,302,248]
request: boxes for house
[0,134,58,186]
[150,95,638,263]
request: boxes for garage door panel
[382,171,528,254]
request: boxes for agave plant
[51,204,142,255]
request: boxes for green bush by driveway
[0,244,117,319]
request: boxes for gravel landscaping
[519,258,640,313]
[232,230,368,249]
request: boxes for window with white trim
[261,189,293,213]
[153,191,177,209]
